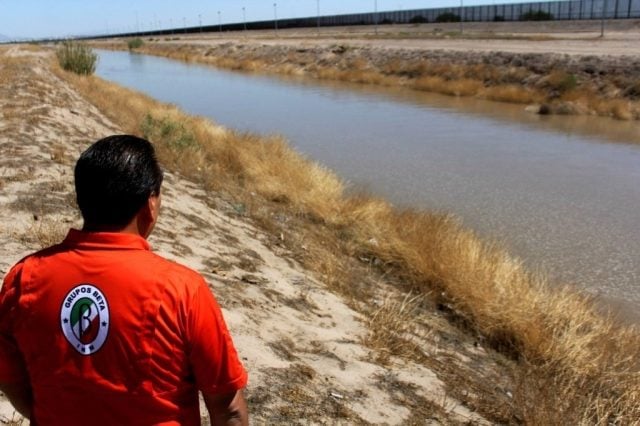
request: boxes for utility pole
[374,0,378,35]
[183,17,187,34]
[218,11,222,36]
[274,3,278,36]
[242,7,247,32]
[199,14,203,33]
[601,0,608,37]
[316,0,320,36]
[460,0,464,34]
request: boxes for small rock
[538,104,551,115]
[241,274,262,285]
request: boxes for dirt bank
[94,20,640,120]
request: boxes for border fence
[310,0,640,27]
[98,0,640,39]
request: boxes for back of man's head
[75,135,163,228]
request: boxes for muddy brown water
[95,50,640,321]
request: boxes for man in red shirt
[0,135,248,425]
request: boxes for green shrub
[409,15,428,24]
[547,71,578,93]
[435,12,461,23]
[520,10,554,21]
[127,38,144,50]
[56,41,97,75]
[141,114,197,151]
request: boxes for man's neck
[82,222,142,237]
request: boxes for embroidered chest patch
[60,284,110,355]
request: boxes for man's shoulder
[144,251,207,290]
[2,244,63,285]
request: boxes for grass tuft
[25,218,68,249]
[127,38,144,50]
[141,114,197,151]
[363,293,426,365]
[56,41,97,75]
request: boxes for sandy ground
[0,47,520,424]
[156,19,640,56]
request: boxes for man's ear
[137,193,161,238]
[148,193,161,223]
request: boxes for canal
[95,49,640,312]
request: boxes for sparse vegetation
[29,218,68,249]
[409,15,428,24]
[364,294,425,365]
[55,41,97,75]
[545,70,578,93]
[521,10,554,21]
[127,38,144,50]
[55,61,640,423]
[140,114,197,151]
[435,12,461,23]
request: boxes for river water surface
[95,50,640,313]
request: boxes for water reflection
[277,75,640,146]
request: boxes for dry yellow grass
[363,293,426,365]
[53,54,640,423]
[482,84,542,104]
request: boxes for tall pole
[601,0,608,37]
[274,3,278,35]
[374,0,378,35]
[242,7,247,32]
[170,18,173,35]
[460,0,464,34]
[199,14,202,33]
[218,11,222,36]
[316,0,320,36]
[183,17,186,34]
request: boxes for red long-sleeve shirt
[0,230,247,425]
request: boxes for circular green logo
[60,284,110,355]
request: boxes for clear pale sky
[1,0,554,39]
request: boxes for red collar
[62,229,151,251]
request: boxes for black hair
[75,135,163,227]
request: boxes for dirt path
[0,47,519,425]
[159,19,640,57]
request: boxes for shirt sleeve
[0,262,29,384]
[186,280,247,395]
